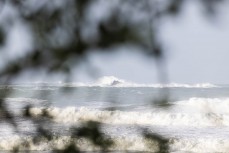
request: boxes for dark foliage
[143,130,169,153]
[0,0,224,152]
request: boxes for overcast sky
[74,1,229,84]
[1,1,229,84]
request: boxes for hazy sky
[75,1,229,84]
[1,1,229,84]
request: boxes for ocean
[0,76,229,152]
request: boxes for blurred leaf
[154,98,173,109]
[0,99,17,128]
[201,0,224,16]
[37,126,53,141]
[23,105,33,118]
[143,129,169,153]
[72,121,113,150]
[0,28,4,45]
[55,142,79,153]
[75,0,91,17]
[166,0,184,15]
[11,146,19,153]
[97,13,140,48]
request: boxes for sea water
[0,77,229,152]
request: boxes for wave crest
[28,105,229,127]
[67,76,218,88]
[1,134,229,152]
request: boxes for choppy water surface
[0,78,229,152]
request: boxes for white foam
[12,76,218,88]
[0,135,159,151]
[64,76,218,88]
[1,135,229,152]
[5,97,46,103]
[174,97,229,114]
[28,105,229,127]
[170,138,229,152]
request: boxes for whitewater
[1,76,229,152]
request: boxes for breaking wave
[64,76,218,88]
[1,135,229,152]
[0,135,158,151]
[2,97,229,152]
[28,97,229,127]
[10,76,218,88]
[174,97,229,114]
